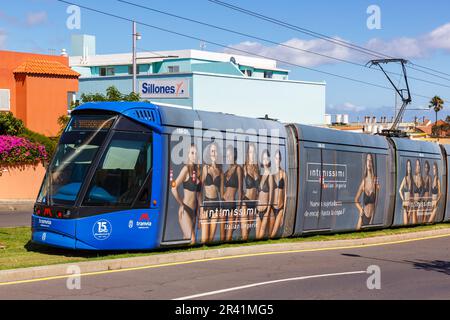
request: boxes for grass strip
[0,223,449,271]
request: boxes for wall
[79,75,134,96]
[192,73,326,125]
[0,164,46,200]
[22,75,78,136]
[79,74,195,108]
[78,72,326,124]
[191,62,243,76]
[0,51,68,115]
[14,74,27,122]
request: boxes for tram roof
[294,124,390,150]
[75,102,287,138]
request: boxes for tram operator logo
[93,219,112,240]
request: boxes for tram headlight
[64,210,72,218]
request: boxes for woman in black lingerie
[223,146,243,242]
[354,153,379,230]
[241,143,259,241]
[399,159,413,225]
[200,142,223,244]
[171,143,201,244]
[412,159,423,224]
[421,161,432,223]
[256,149,274,240]
[429,162,441,223]
[269,150,287,239]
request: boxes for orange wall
[24,75,78,136]
[0,164,46,200]
[14,74,27,123]
[0,51,68,115]
[0,50,77,136]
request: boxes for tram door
[301,146,325,231]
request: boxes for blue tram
[31,102,449,250]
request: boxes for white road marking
[173,270,367,300]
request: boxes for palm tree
[429,96,444,137]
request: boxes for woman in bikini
[354,153,379,230]
[171,143,201,244]
[412,159,423,224]
[200,142,223,244]
[428,162,441,223]
[256,149,274,240]
[398,159,413,225]
[241,143,259,241]
[269,150,287,239]
[223,146,243,242]
[421,161,432,222]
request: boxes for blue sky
[1,0,450,121]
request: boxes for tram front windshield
[37,114,116,206]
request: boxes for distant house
[0,50,79,136]
[416,119,450,137]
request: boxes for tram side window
[83,132,152,207]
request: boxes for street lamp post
[132,21,141,94]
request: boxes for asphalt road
[0,235,449,300]
[0,210,31,228]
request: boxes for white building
[70,36,326,124]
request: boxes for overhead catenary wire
[118,0,450,90]
[55,0,445,103]
[207,0,450,82]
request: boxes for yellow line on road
[1,232,450,287]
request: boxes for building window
[67,92,77,113]
[100,67,115,76]
[264,71,273,79]
[0,89,10,111]
[128,65,141,75]
[168,65,180,73]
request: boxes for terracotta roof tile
[13,59,80,77]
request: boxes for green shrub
[81,85,141,103]
[19,129,57,158]
[0,112,25,136]
[57,114,70,136]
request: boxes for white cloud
[365,23,450,58]
[0,29,6,49]
[0,10,20,26]
[225,22,450,67]
[226,37,354,67]
[328,102,366,113]
[424,22,450,51]
[26,11,47,26]
[365,37,426,59]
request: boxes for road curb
[1,227,450,284]
[0,200,34,212]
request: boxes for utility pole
[132,21,141,94]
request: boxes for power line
[118,0,450,90]
[409,63,450,78]
[207,0,450,82]
[56,0,444,103]
[208,0,450,80]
